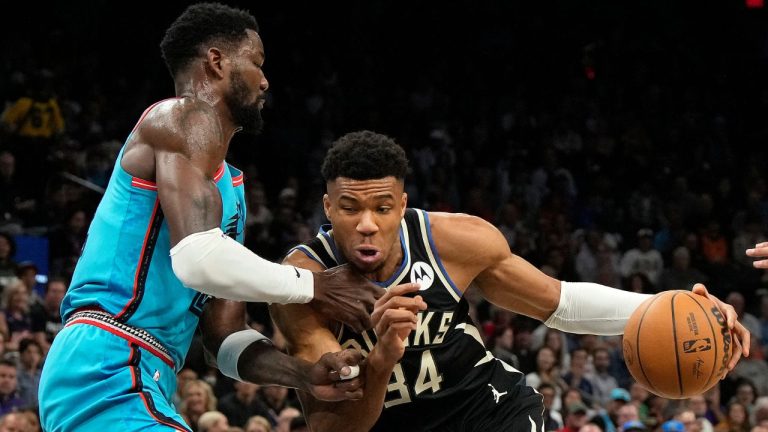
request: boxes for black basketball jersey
[291,209,529,431]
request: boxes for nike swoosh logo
[294,267,300,278]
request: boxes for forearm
[170,227,313,304]
[238,342,314,390]
[202,299,314,388]
[304,347,395,432]
[544,281,652,335]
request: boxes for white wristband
[544,281,652,335]
[217,329,270,382]
[170,228,314,304]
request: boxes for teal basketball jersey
[61,101,246,369]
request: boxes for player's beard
[226,68,264,135]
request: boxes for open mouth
[354,246,382,264]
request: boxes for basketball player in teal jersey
[269,131,750,431]
[38,4,382,431]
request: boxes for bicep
[270,303,342,361]
[476,254,560,321]
[148,103,226,246]
[156,147,223,246]
[271,251,342,361]
[466,224,560,321]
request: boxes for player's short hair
[321,130,409,182]
[160,2,259,77]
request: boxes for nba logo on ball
[623,290,732,399]
[410,262,434,290]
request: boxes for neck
[174,71,238,141]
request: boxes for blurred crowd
[1,1,768,431]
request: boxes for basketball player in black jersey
[270,131,750,432]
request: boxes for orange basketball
[622,290,732,399]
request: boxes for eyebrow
[338,193,395,201]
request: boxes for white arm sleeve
[170,228,313,304]
[544,281,652,335]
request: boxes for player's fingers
[379,320,417,340]
[319,351,359,379]
[339,348,364,366]
[343,389,364,400]
[376,315,415,339]
[727,334,743,375]
[373,296,426,320]
[720,303,737,329]
[380,308,418,324]
[376,283,421,306]
[376,309,418,335]
[733,320,750,358]
[753,259,768,269]
[693,284,737,328]
[413,295,427,310]
[751,242,768,252]
[691,283,709,298]
[334,377,363,392]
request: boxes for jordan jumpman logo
[488,384,508,404]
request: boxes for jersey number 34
[385,349,443,408]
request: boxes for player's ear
[400,192,408,217]
[323,194,332,221]
[204,47,226,80]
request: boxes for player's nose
[356,210,378,234]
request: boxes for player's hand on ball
[308,349,365,401]
[746,242,768,268]
[371,282,427,366]
[692,283,750,377]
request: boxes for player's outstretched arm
[430,212,651,333]
[270,251,424,432]
[200,298,364,401]
[433,213,749,369]
[136,101,380,328]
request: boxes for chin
[350,260,383,275]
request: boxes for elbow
[171,253,214,294]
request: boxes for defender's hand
[311,264,385,332]
[692,284,750,377]
[307,349,365,401]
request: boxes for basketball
[622,290,732,399]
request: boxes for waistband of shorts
[65,308,175,368]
